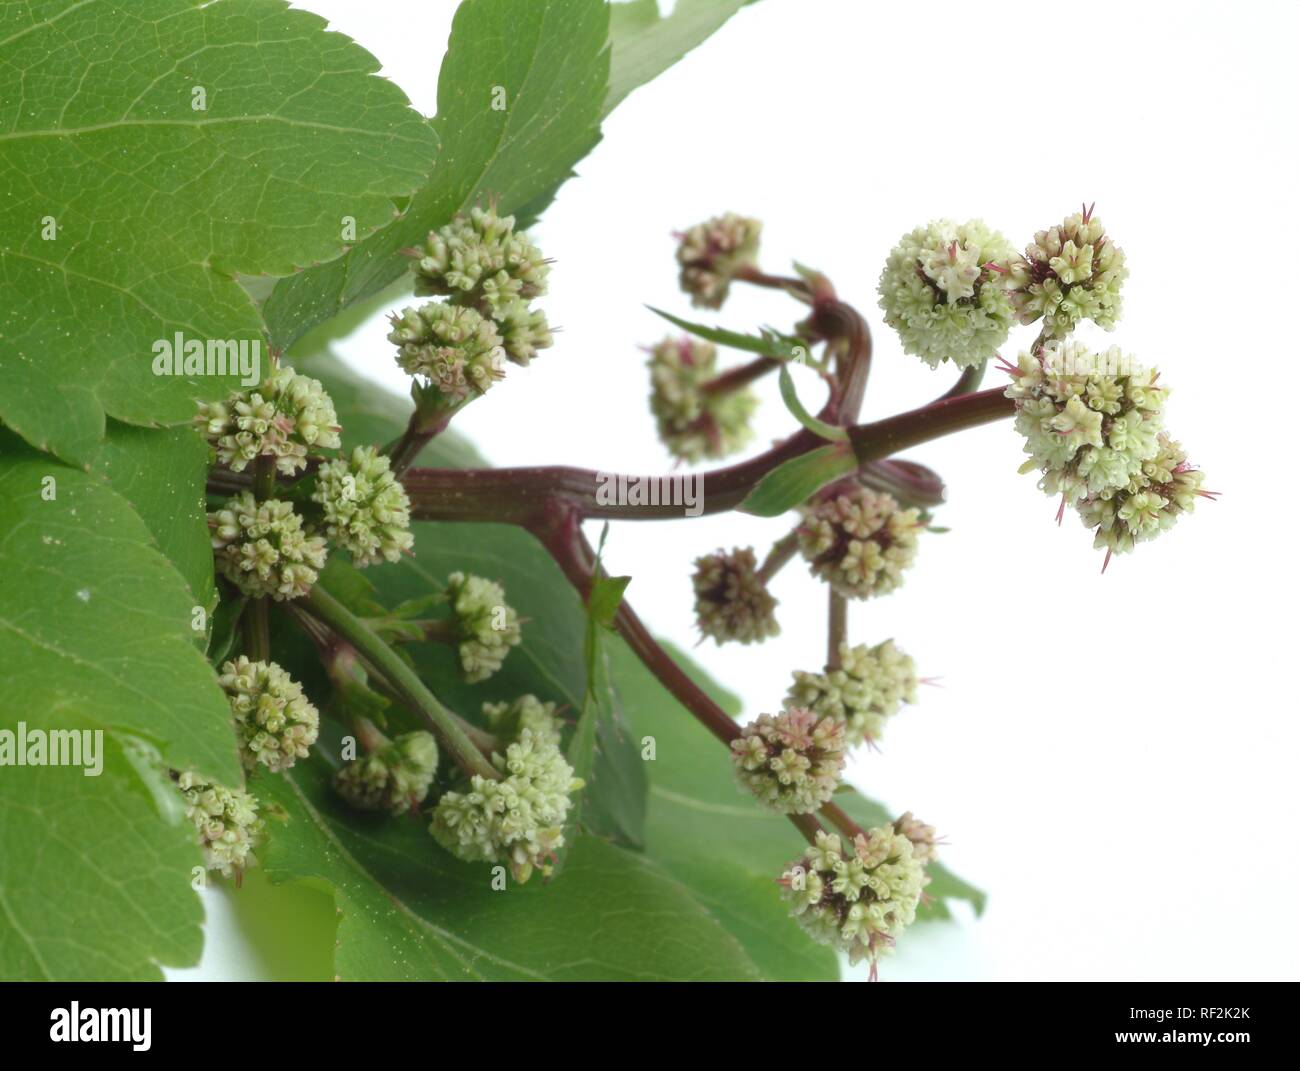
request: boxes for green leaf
[738,441,857,516]
[778,363,849,442]
[606,0,758,115]
[0,432,239,783]
[265,0,611,353]
[0,0,438,463]
[648,306,807,360]
[0,730,206,980]
[83,421,217,629]
[258,757,762,980]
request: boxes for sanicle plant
[0,0,1213,983]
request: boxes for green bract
[877,219,1016,369]
[798,483,921,600]
[313,446,415,567]
[692,546,780,645]
[219,657,320,774]
[731,708,846,814]
[648,336,758,461]
[195,368,341,476]
[787,640,918,747]
[676,212,761,309]
[209,493,328,601]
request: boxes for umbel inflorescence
[177,195,1209,979]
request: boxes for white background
[185,0,1300,981]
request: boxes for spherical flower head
[413,206,550,317]
[312,445,414,567]
[388,301,504,403]
[995,206,1128,338]
[780,827,926,968]
[786,639,918,747]
[219,656,320,773]
[333,731,439,816]
[176,771,264,878]
[1077,433,1211,562]
[692,546,779,645]
[675,212,761,309]
[194,367,342,476]
[444,571,522,683]
[209,492,327,600]
[1005,342,1167,506]
[798,483,921,600]
[877,219,1016,369]
[483,694,563,749]
[429,727,583,883]
[493,296,553,366]
[894,811,941,864]
[648,336,757,462]
[731,708,846,814]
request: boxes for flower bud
[219,656,320,773]
[333,731,439,816]
[731,708,846,814]
[692,547,779,645]
[176,771,264,878]
[780,827,926,970]
[877,219,1015,369]
[312,445,414,567]
[996,206,1128,338]
[388,302,504,402]
[429,725,583,884]
[797,483,921,600]
[675,212,761,309]
[648,336,757,462]
[444,572,521,683]
[194,367,341,475]
[787,639,918,747]
[209,492,328,600]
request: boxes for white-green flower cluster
[877,219,1016,369]
[387,302,504,403]
[312,445,414,567]
[1078,433,1210,558]
[483,694,562,749]
[333,731,439,816]
[648,336,757,462]
[676,212,761,309]
[731,707,846,814]
[429,722,583,884]
[692,546,779,645]
[1007,343,1167,507]
[409,206,553,365]
[443,572,522,683]
[798,483,921,600]
[195,367,341,475]
[177,771,264,878]
[786,639,918,747]
[996,207,1128,338]
[219,656,320,773]
[210,492,328,600]
[894,812,941,865]
[781,828,927,969]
